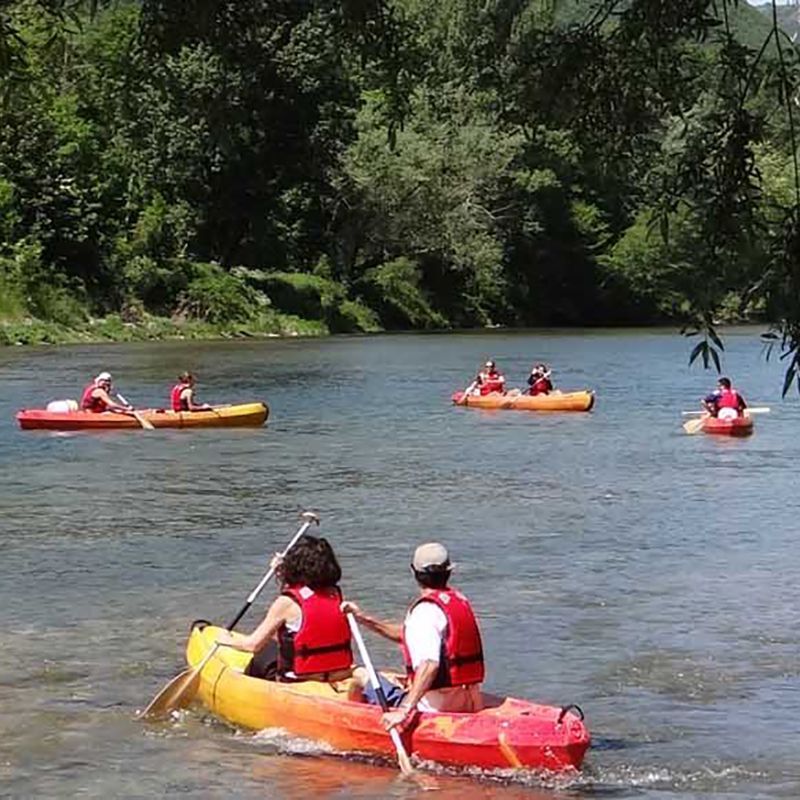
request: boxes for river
[0,328,798,799]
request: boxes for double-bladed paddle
[139,511,319,719]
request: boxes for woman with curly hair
[216,535,353,682]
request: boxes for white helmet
[95,371,112,384]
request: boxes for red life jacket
[80,383,107,413]
[400,588,485,689]
[171,383,188,412]
[277,585,352,678]
[529,377,552,396]
[479,371,505,396]
[717,388,742,411]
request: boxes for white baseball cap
[412,542,451,572]
[96,371,112,383]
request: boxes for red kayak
[701,414,754,436]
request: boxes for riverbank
[0,310,330,347]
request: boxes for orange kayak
[16,402,268,430]
[701,414,753,436]
[452,390,595,412]
[186,623,590,772]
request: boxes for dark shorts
[362,673,407,708]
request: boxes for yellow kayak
[184,623,590,772]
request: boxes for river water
[0,329,798,799]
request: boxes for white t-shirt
[403,601,483,713]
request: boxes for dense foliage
[2,1,800,387]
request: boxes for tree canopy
[1,1,800,390]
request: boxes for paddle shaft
[346,613,414,774]
[140,512,319,719]
[115,392,154,429]
[227,512,319,630]
[682,406,770,416]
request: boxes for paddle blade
[389,729,416,776]
[140,665,201,719]
[683,417,706,435]
[134,412,155,430]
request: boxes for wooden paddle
[140,511,320,719]
[116,392,155,430]
[346,613,416,777]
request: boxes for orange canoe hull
[702,414,754,436]
[452,390,595,412]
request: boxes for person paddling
[80,372,131,414]
[703,377,747,419]
[476,360,506,396]
[170,372,211,412]
[527,363,553,396]
[215,534,353,684]
[343,542,485,731]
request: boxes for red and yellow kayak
[16,402,268,430]
[700,413,754,437]
[186,623,590,772]
[452,390,595,412]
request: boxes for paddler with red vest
[170,372,211,412]
[526,363,553,395]
[80,372,131,413]
[343,542,485,730]
[475,360,506,396]
[703,376,747,420]
[215,535,353,683]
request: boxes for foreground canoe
[700,413,754,437]
[185,623,590,772]
[452,390,595,412]
[16,402,268,430]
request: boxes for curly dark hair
[280,534,342,589]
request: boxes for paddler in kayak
[170,372,211,412]
[526,363,553,395]
[343,542,485,730]
[80,372,131,413]
[703,376,747,420]
[215,535,353,683]
[475,360,506,395]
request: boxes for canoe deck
[185,624,590,773]
[452,389,595,412]
[16,402,268,430]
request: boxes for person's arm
[185,387,211,411]
[96,388,129,412]
[341,601,402,642]
[382,660,439,729]
[217,595,296,652]
[738,393,747,410]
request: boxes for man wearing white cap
[344,542,485,730]
[476,359,505,396]
[80,372,130,413]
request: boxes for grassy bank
[0,310,328,347]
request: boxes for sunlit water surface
[1,329,798,799]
